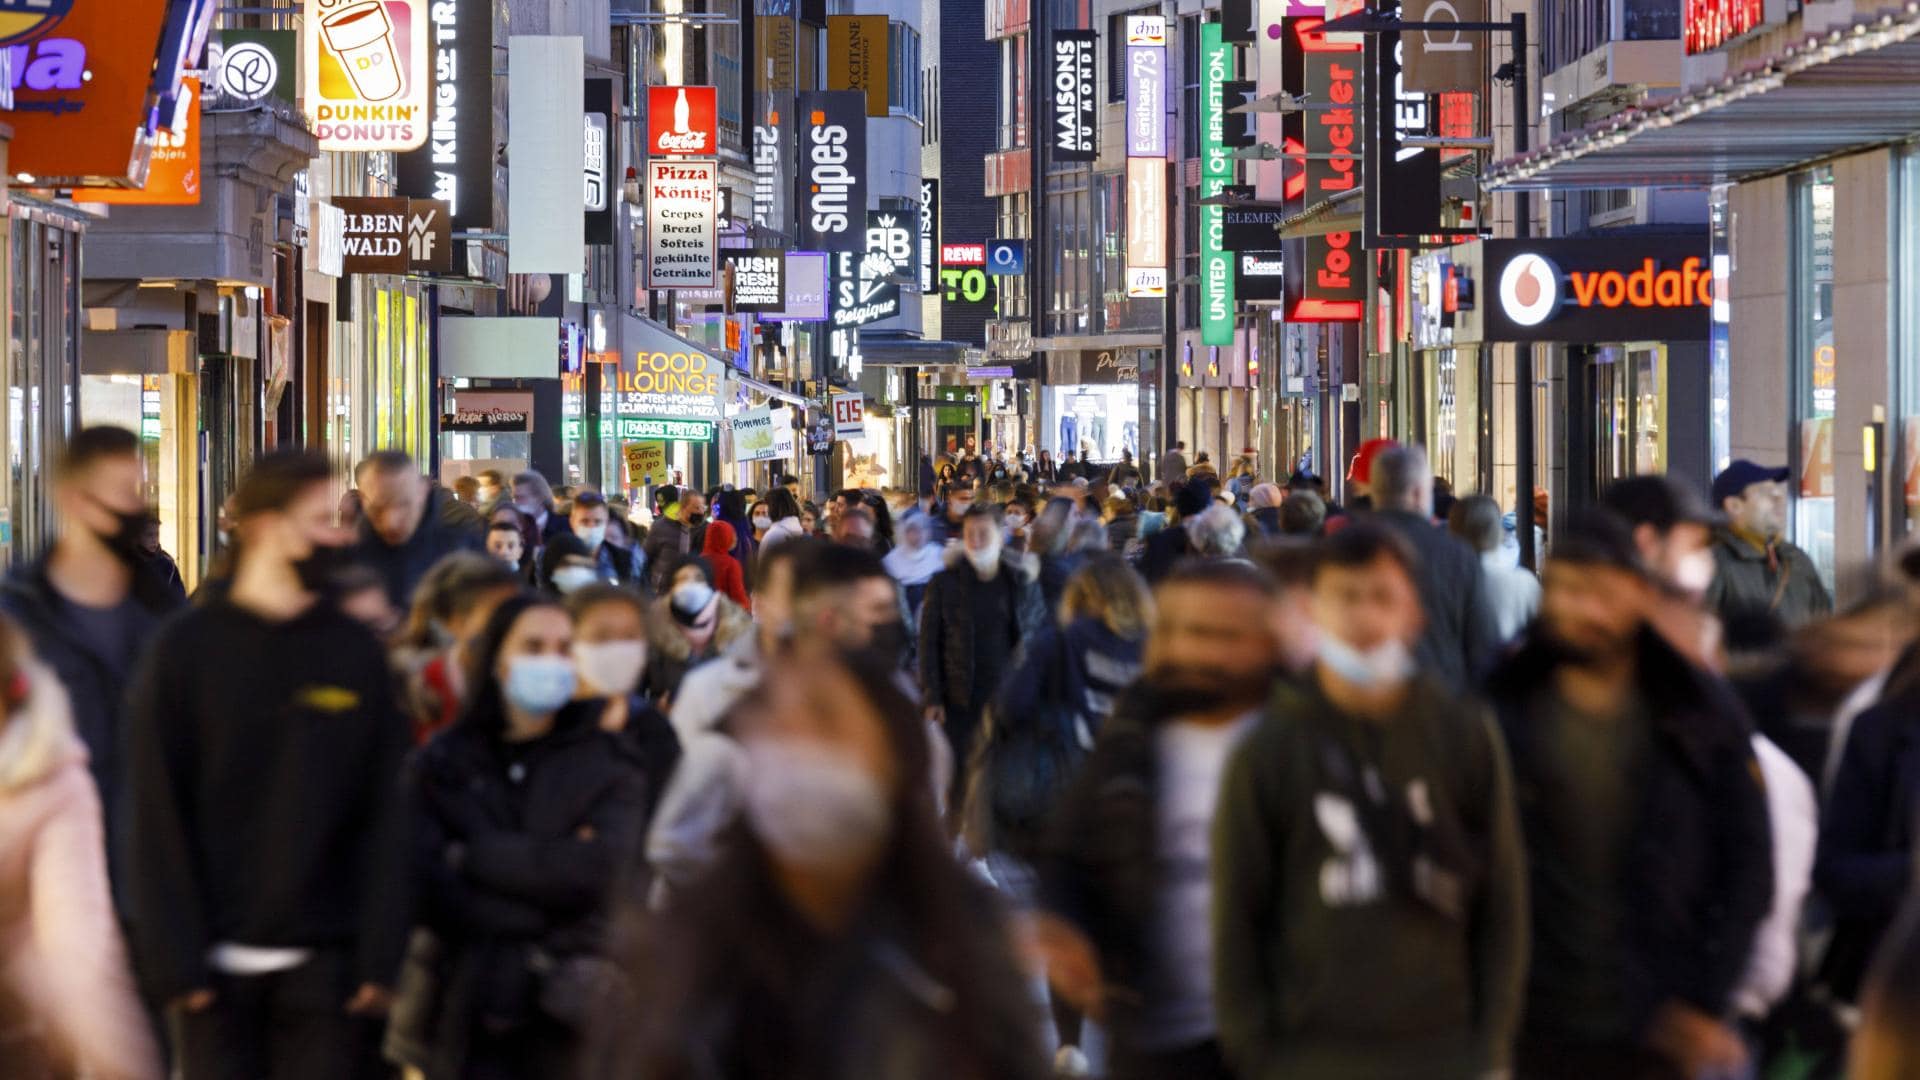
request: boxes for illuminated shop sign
[8,0,170,187]
[1126,157,1167,297]
[1125,16,1166,157]
[305,0,430,151]
[646,159,717,289]
[797,90,868,253]
[648,84,717,156]
[1483,238,1712,343]
[397,0,492,229]
[1285,17,1365,322]
[0,0,73,48]
[1052,29,1096,162]
[920,179,940,292]
[724,249,787,312]
[1685,0,1766,55]
[1199,23,1235,347]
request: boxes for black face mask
[89,496,150,565]
[866,621,911,668]
[294,543,351,595]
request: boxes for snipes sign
[1483,237,1712,343]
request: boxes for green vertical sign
[1200,23,1236,347]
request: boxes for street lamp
[1312,7,1542,570]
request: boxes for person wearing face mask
[747,499,774,544]
[0,426,186,911]
[602,648,1047,1080]
[395,555,523,745]
[569,490,644,589]
[1484,511,1772,1080]
[1034,560,1271,1078]
[540,534,607,599]
[884,513,946,622]
[124,451,412,1079]
[511,471,572,547]
[919,505,1047,809]
[1213,522,1527,1080]
[567,586,679,824]
[389,596,648,1080]
[642,558,753,706]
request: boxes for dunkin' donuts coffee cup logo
[305,0,427,151]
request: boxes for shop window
[1898,151,1920,538]
[1791,168,1837,588]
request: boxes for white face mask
[743,737,891,867]
[503,655,577,715]
[1318,634,1415,691]
[551,565,599,595]
[1672,547,1715,598]
[573,640,647,696]
[576,525,607,550]
[966,545,1002,575]
[752,514,772,531]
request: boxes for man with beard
[1213,522,1526,1080]
[1485,510,1772,1080]
[1037,561,1282,1079]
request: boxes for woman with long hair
[395,595,649,1080]
[597,647,1047,1080]
[758,488,808,551]
[0,616,159,1080]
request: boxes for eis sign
[305,0,430,152]
[1483,238,1712,343]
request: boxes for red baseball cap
[1347,438,1399,486]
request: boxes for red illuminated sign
[942,243,987,267]
[648,85,718,156]
[1484,238,1712,342]
[1685,0,1764,55]
[1286,16,1365,323]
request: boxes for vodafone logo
[1499,253,1560,327]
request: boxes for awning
[731,372,810,408]
[1029,333,1162,351]
[1278,187,1365,238]
[1484,3,1920,191]
[856,334,972,367]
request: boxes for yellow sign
[826,14,888,117]
[304,0,430,152]
[625,442,667,483]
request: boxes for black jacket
[405,702,650,1076]
[351,488,485,609]
[1036,690,1170,1065]
[642,516,692,593]
[0,553,184,877]
[1371,509,1498,690]
[917,550,1047,714]
[1137,523,1192,584]
[1486,629,1773,1035]
[124,597,413,1004]
[1816,650,1920,999]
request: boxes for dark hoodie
[351,487,485,608]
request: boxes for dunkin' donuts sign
[1483,237,1712,343]
[305,0,430,151]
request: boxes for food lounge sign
[1482,238,1713,343]
[615,348,727,423]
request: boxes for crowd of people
[7,423,1920,1080]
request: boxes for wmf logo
[406,205,439,263]
[0,0,73,49]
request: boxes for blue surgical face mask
[503,655,576,714]
[576,525,607,550]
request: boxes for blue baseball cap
[1711,460,1791,508]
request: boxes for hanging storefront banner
[1373,29,1443,239]
[1224,80,1258,147]
[647,159,718,288]
[507,35,584,272]
[1224,0,1259,41]
[394,0,490,229]
[211,29,296,107]
[1199,23,1236,347]
[920,179,940,292]
[831,222,902,329]
[81,77,202,205]
[305,0,430,152]
[1124,15,1166,158]
[1403,0,1485,90]
[8,0,171,186]
[831,391,866,441]
[648,85,718,156]
[335,196,453,273]
[870,206,916,292]
[1285,16,1365,322]
[753,0,796,237]
[443,391,534,432]
[583,78,615,244]
[1238,251,1286,301]
[1221,184,1283,251]
[1255,0,1295,202]
[797,90,868,253]
[734,405,798,461]
[1481,237,1712,343]
[618,316,728,429]
[826,14,889,116]
[1052,29,1097,162]
[1126,157,1168,298]
[724,249,787,311]
[765,251,830,321]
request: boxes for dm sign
[1482,237,1712,344]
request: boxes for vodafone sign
[1483,237,1712,343]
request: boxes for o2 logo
[0,0,73,50]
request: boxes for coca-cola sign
[648,85,718,156]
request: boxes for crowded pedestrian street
[7,0,1920,1078]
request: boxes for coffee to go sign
[1483,237,1712,344]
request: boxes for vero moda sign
[798,90,868,253]
[1052,30,1097,162]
